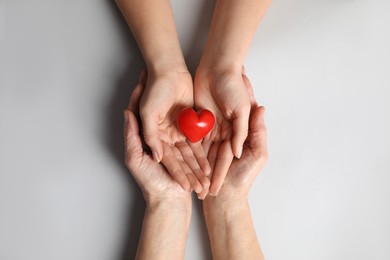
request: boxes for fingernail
[236,146,243,159]
[153,151,161,163]
[124,111,128,123]
[209,192,217,197]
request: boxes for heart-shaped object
[177,108,215,143]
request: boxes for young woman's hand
[197,71,267,199]
[115,0,210,195]
[194,66,251,195]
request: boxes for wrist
[146,196,192,215]
[203,193,249,216]
[146,52,188,76]
[196,58,242,82]
[198,50,243,76]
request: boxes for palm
[140,72,193,145]
[194,72,251,194]
[194,75,244,142]
[194,88,228,142]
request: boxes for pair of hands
[134,64,254,199]
[124,69,268,205]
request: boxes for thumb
[241,74,258,108]
[140,111,163,162]
[249,106,267,157]
[231,103,250,159]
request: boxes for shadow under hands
[108,58,146,260]
[104,1,146,260]
[193,196,213,260]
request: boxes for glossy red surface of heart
[177,108,215,143]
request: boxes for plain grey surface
[1,0,390,259]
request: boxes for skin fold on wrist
[203,193,249,214]
[146,56,189,76]
[197,56,243,77]
[145,195,192,212]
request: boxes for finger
[231,104,250,159]
[197,179,210,200]
[176,142,210,189]
[207,141,221,175]
[179,159,203,194]
[209,140,234,196]
[123,110,143,170]
[249,106,268,162]
[140,112,163,163]
[128,83,144,114]
[202,140,213,156]
[139,69,147,85]
[128,71,147,113]
[172,146,204,193]
[188,141,212,176]
[242,74,258,108]
[160,142,191,191]
[175,141,202,173]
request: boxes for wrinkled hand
[124,78,190,203]
[136,71,210,195]
[198,73,268,199]
[194,67,251,195]
[124,113,190,204]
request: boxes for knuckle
[171,169,184,177]
[182,150,194,158]
[177,145,194,157]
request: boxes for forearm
[136,200,191,260]
[115,0,187,73]
[200,0,271,72]
[203,196,264,260]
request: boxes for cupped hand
[139,69,191,162]
[124,78,190,203]
[135,71,210,195]
[194,66,251,195]
[124,109,190,204]
[198,73,267,199]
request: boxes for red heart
[177,108,215,143]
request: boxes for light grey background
[1,0,389,259]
